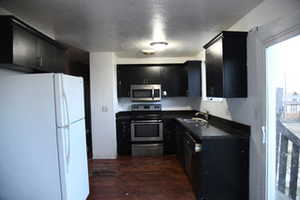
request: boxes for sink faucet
[195,111,209,120]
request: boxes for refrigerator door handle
[62,78,71,172]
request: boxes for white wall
[198,1,300,200]
[90,52,118,159]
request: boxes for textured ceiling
[0,0,262,58]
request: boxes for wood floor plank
[88,155,195,200]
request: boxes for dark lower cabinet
[176,125,185,167]
[163,119,177,154]
[176,128,249,200]
[116,119,131,155]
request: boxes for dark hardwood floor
[88,155,196,200]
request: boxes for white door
[266,34,300,200]
[263,12,300,200]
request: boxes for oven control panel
[131,104,162,111]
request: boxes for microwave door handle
[152,88,154,100]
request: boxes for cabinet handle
[40,56,43,67]
[36,56,43,67]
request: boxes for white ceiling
[0,0,262,58]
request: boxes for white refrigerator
[0,73,89,200]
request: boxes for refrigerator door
[57,119,89,200]
[55,74,85,127]
[54,74,89,200]
[0,74,62,200]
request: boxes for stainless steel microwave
[130,84,161,102]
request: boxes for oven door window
[134,123,160,137]
[132,89,152,98]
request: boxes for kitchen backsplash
[117,97,201,111]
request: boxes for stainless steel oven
[131,120,163,142]
[130,84,161,102]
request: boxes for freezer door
[55,74,85,127]
[57,120,89,200]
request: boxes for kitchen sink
[182,118,208,127]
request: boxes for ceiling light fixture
[141,49,156,55]
[150,41,168,51]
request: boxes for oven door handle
[152,88,154,100]
[131,120,162,123]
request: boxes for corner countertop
[176,118,233,140]
[116,110,250,140]
[176,116,250,141]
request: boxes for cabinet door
[117,66,162,97]
[53,47,66,73]
[186,61,202,97]
[161,65,187,97]
[205,38,224,97]
[132,66,161,84]
[175,130,185,168]
[36,38,57,71]
[117,69,133,97]
[163,119,177,155]
[12,24,37,68]
[116,119,131,155]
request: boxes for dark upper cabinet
[161,65,187,97]
[117,68,134,97]
[185,61,202,97]
[54,48,66,73]
[117,65,161,97]
[36,38,55,71]
[204,31,247,98]
[12,24,37,68]
[36,38,66,72]
[0,16,66,73]
[117,64,188,97]
[134,66,161,84]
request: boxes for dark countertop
[116,110,250,140]
[176,118,236,141]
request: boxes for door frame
[261,13,300,200]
